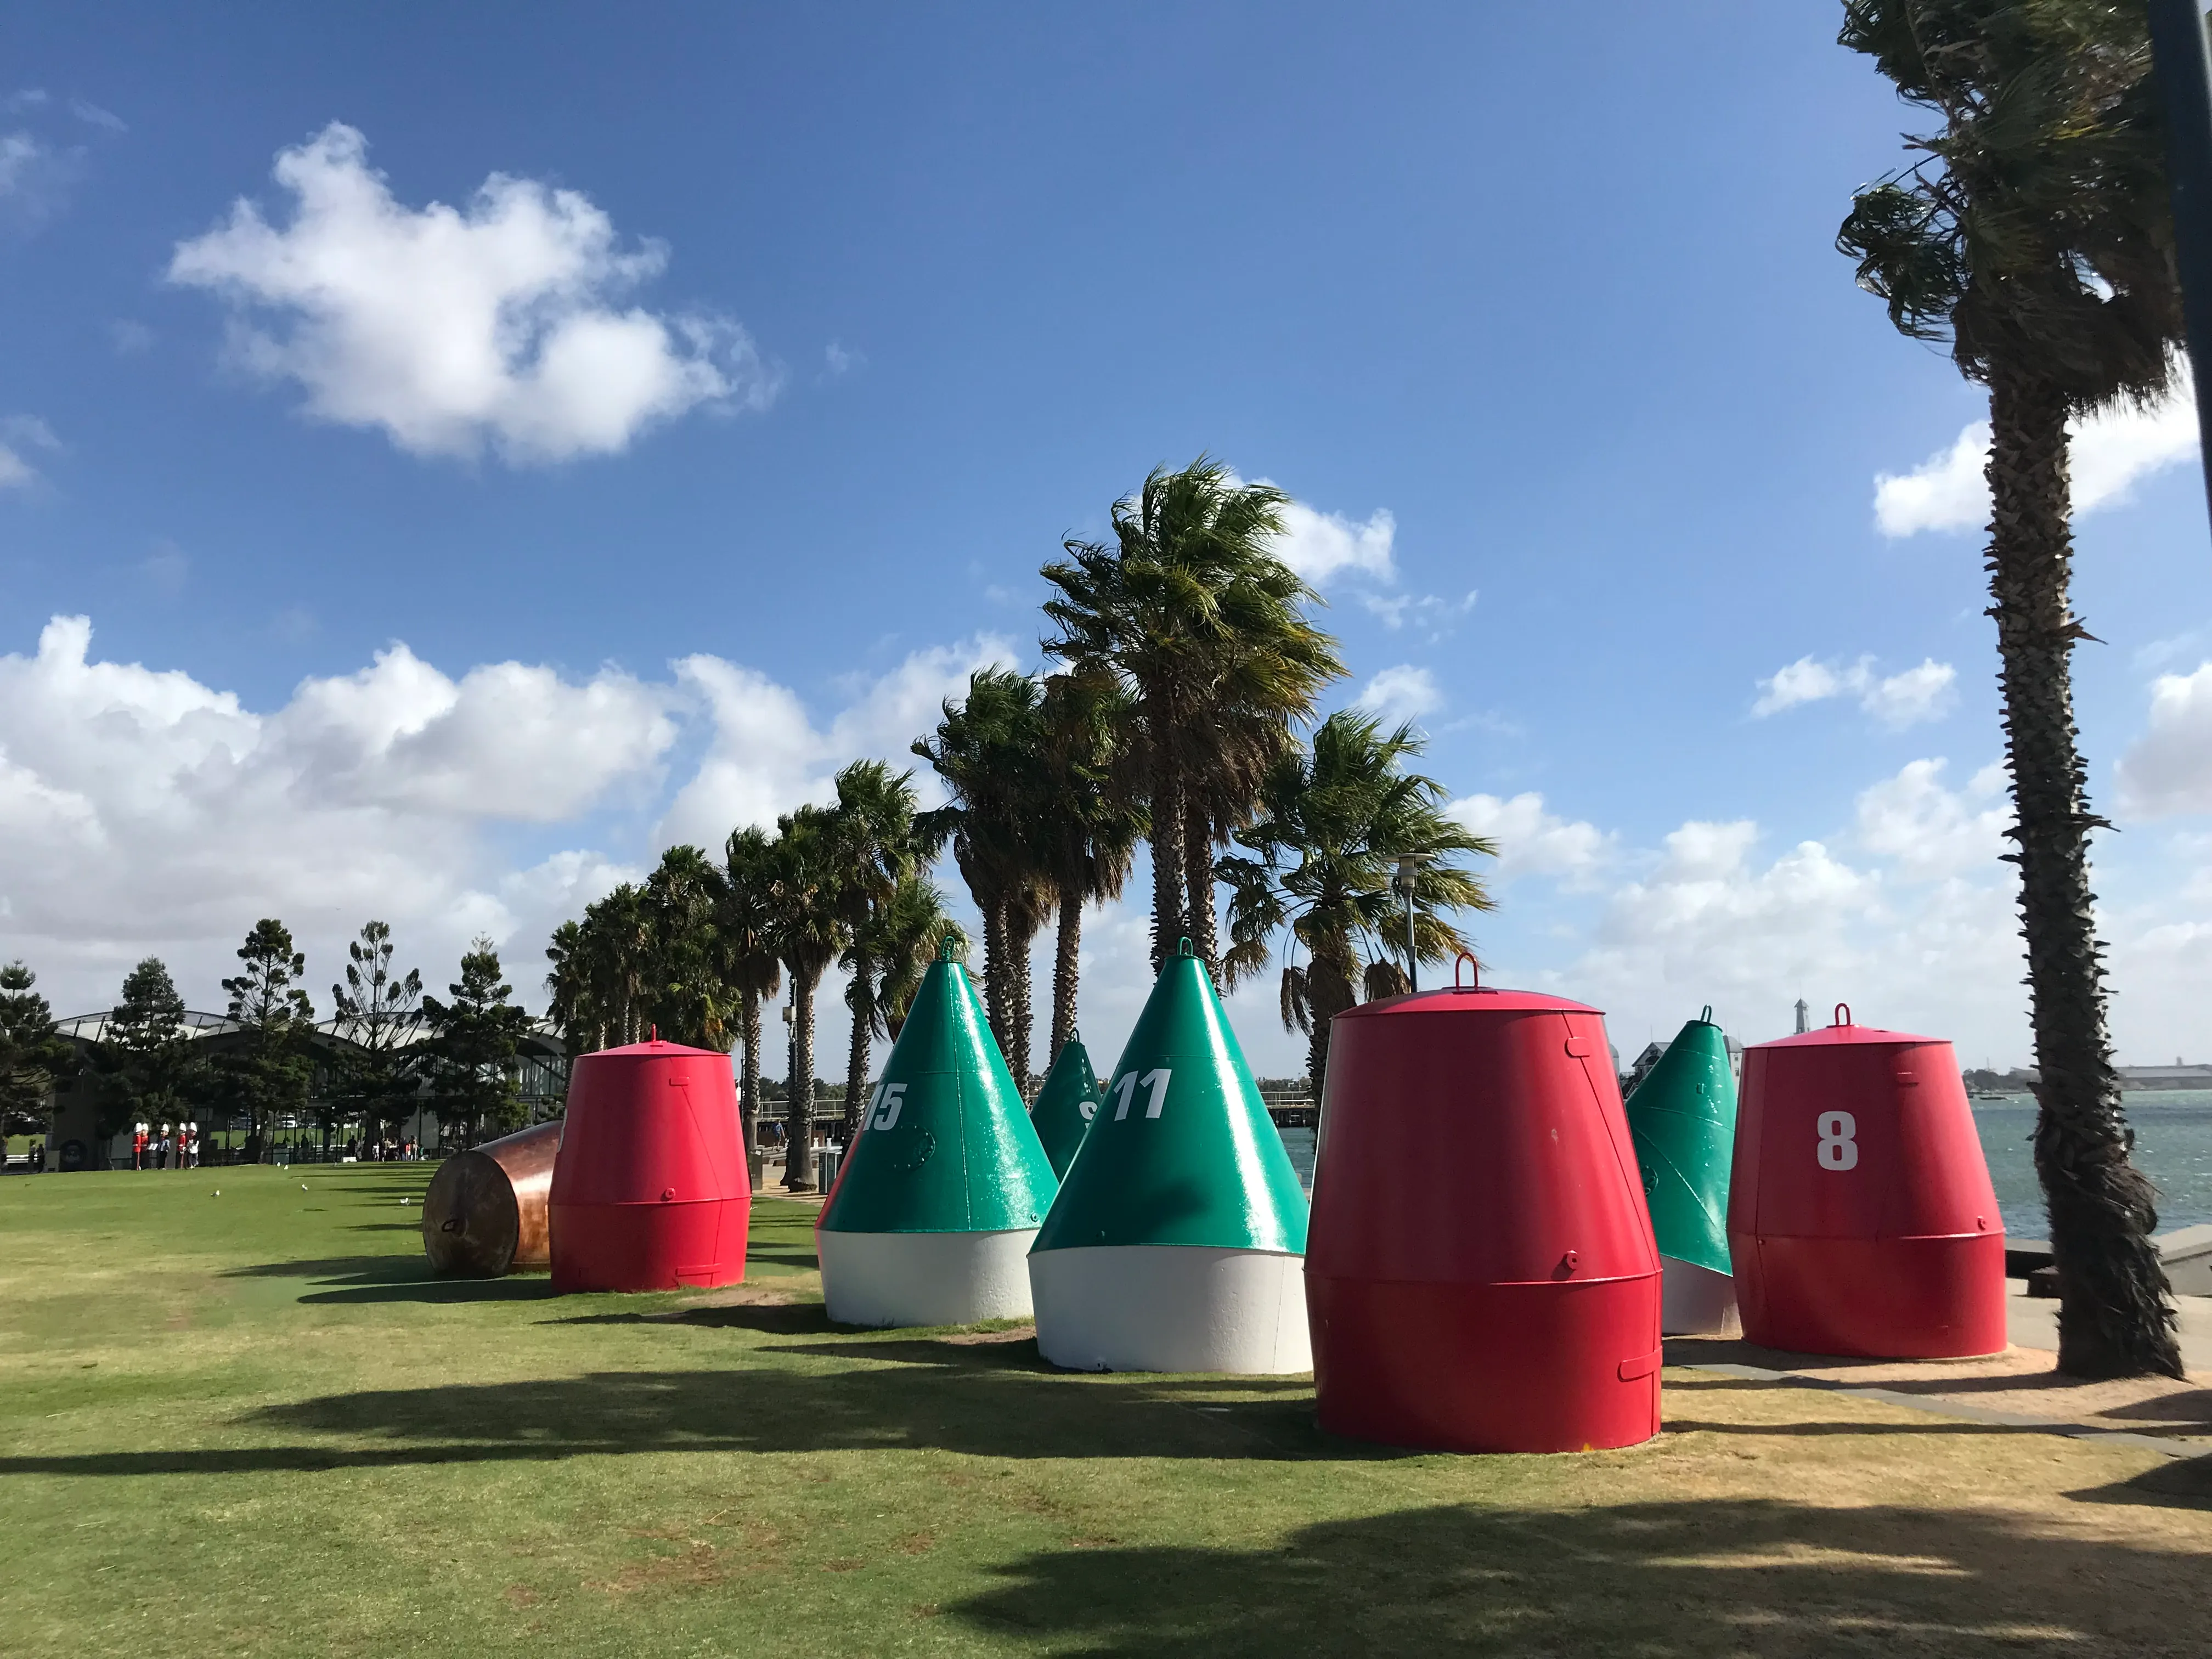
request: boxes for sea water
[1276,1091,2212,1240]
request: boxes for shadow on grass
[220,1254,555,1305]
[943,1498,2208,1655]
[0,1345,1371,1476]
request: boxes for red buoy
[1729,1006,2004,1358]
[1306,968,1662,1453]
[549,1036,751,1293]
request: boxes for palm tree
[1035,670,1146,1065]
[853,877,967,1047]
[828,760,940,1139]
[1220,712,1495,1100]
[913,668,1051,1077]
[1042,456,1345,979]
[642,844,731,1050]
[1838,2,2182,1378]
[721,825,782,1183]
[768,803,847,1192]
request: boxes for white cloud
[1359,588,1477,633]
[0,414,59,490]
[1274,500,1395,585]
[67,99,125,133]
[0,613,1014,1026]
[1852,757,2006,881]
[824,340,864,376]
[2117,659,2212,818]
[1752,653,1956,727]
[167,123,777,464]
[1447,791,1612,888]
[656,635,1019,850]
[1861,658,1957,726]
[1875,372,2199,537]
[1353,663,1441,726]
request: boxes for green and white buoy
[1028,1030,1102,1179]
[1028,941,1311,1373]
[816,940,1059,1327]
[1625,1007,1740,1337]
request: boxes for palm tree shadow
[945,1498,2207,1656]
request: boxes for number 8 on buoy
[1815,1109,1858,1171]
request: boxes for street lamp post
[1392,854,1422,995]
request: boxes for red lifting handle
[1833,1002,1852,1028]
[1454,952,1479,989]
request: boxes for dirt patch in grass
[942,1323,1035,1347]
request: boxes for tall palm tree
[1838,1,2182,1378]
[828,760,940,1139]
[1042,456,1345,979]
[721,825,782,1182]
[1220,711,1494,1099]
[643,845,731,1050]
[768,803,847,1192]
[914,668,1051,1073]
[1035,669,1146,1065]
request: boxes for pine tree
[422,939,531,1148]
[0,962,71,1139]
[217,919,315,1159]
[92,957,202,1141]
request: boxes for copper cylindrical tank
[421,1120,562,1277]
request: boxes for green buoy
[817,940,1058,1326]
[1028,941,1310,1372]
[1624,1007,1740,1336]
[1029,1031,1102,1178]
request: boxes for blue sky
[3,3,2211,1072]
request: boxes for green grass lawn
[2,1165,2208,1657]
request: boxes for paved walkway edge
[1679,1359,2201,1461]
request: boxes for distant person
[132,1126,146,1170]
[31,1141,43,1172]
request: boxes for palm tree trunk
[1050,884,1082,1068]
[843,947,874,1143]
[1987,369,2179,1380]
[1149,743,1186,973]
[1182,799,1220,985]
[738,989,762,1190]
[1007,909,1037,1096]
[1304,952,1357,1104]
[975,898,1006,1057]
[785,974,817,1192]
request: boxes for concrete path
[2006,1282,2212,1371]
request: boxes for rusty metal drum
[421,1120,563,1277]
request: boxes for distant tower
[1793,998,1810,1035]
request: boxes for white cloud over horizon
[167,123,778,464]
[1753,653,1957,727]
[1875,373,2200,537]
[9,618,2212,1077]
[0,614,1000,1027]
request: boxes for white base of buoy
[1029,1245,1311,1373]
[1660,1255,1740,1338]
[818,1227,1037,1328]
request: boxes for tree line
[544,459,1496,1193]
[0,919,535,1157]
